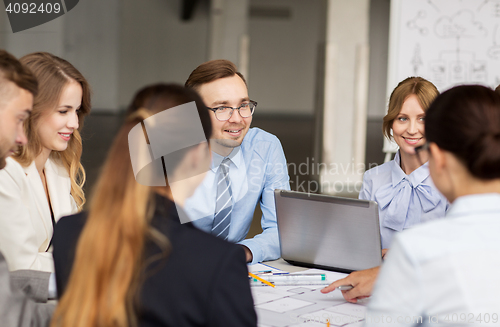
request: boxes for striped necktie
[211,158,232,240]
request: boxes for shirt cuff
[239,239,261,264]
[48,272,57,299]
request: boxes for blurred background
[0,0,390,199]
[4,0,496,236]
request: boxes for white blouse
[366,193,500,327]
[0,157,77,272]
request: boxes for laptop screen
[275,190,382,273]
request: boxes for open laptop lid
[275,189,382,273]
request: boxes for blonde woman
[366,85,500,325]
[0,52,91,272]
[51,84,256,327]
[363,76,448,250]
[322,77,448,303]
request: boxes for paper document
[251,268,368,327]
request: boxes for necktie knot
[220,158,230,172]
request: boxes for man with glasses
[185,59,290,263]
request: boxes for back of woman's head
[17,52,91,209]
[383,76,439,140]
[126,83,211,139]
[425,85,500,180]
[51,84,211,327]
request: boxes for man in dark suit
[0,49,55,326]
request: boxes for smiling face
[38,79,82,155]
[392,94,427,157]
[196,75,251,156]
[0,83,32,169]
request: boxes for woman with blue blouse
[360,76,449,251]
[366,85,500,326]
[321,77,448,302]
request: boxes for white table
[250,259,366,327]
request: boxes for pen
[248,272,275,288]
[253,270,273,275]
[337,285,354,291]
[258,274,326,282]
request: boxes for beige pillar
[320,0,370,196]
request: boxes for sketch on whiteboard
[478,0,490,12]
[478,0,500,17]
[489,25,500,59]
[392,0,500,92]
[427,0,440,13]
[386,0,500,157]
[434,10,486,38]
[406,11,428,35]
[411,43,423,75]
[430,10,488,85]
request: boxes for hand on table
[241,245,253,263]
[320,266,380,303]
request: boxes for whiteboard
[384,0,500,155]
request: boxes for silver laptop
[275,189,382,273]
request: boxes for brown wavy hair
[16,52,91,209]
[51,84,211,327]
[383,77,439,140]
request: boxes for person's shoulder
[170,222,246,264]
[1,157,25,177]
[392,218,469,264]
[242,128,284,161]
[244,127,280,144]
[0,158,29,191]
[362,160,393,180]
[179,223,242,251]
[54,212,87,238]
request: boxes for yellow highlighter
[248,272,275,288]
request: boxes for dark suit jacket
[0,252,55,327]
[53,196,257,327]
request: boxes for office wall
[1,0,391,118]
[0,0,120,110]
[247,0,325,115]
[0,0,210,111]
[367,0,390,118]
[118,0,210,108]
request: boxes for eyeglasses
[207,100,257,121]
[415,142,430,166]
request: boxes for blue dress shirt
[359,151,449,249]
[184,128,290,263]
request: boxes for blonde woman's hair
[382,76,439,140]
[17,52,91,209]
[51,84,212,327]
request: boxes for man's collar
[210,146,242,172]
